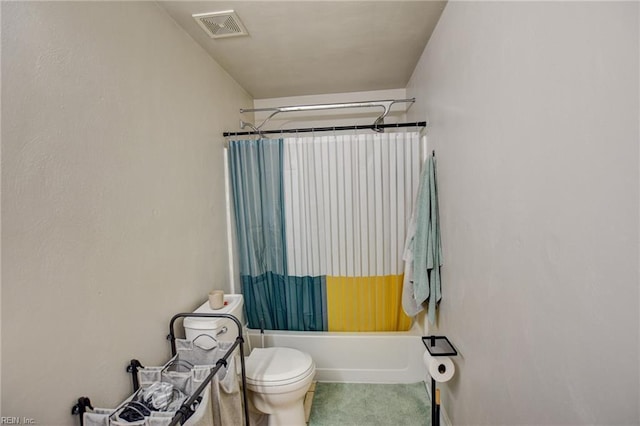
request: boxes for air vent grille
[193,10,248,39]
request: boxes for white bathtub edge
[246,327,428,384]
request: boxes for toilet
[183,294,315,426]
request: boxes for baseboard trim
[441,403,452,426]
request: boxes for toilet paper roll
[423,351,455,383]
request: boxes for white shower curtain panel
[282,131,422,278]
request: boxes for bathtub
[246,323,428,383]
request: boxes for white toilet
[183,294,316,426]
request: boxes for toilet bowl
[183,294,316,426]
[245,347,315,426]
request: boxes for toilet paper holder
[422,336,457,426]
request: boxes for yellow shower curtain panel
[326,275,412,331]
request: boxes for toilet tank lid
[183,294,243,330]
[245,347,314,385]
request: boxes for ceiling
[160,1,446,99]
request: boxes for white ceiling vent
[193,10,248,39]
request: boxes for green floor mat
[308,382,431,426]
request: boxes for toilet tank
[183,294,246,345]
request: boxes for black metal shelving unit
[73,313,249,426]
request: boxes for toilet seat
[245,347,314,387]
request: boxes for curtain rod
[240,98,415,114]
[223,121,426,137]
[237,97,416,134]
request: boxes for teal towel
[412,154,442,324]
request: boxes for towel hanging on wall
[402,151,442,324]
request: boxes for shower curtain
[228,132,421,332]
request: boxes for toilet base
[266,402,306,426]
[249,390,309,426]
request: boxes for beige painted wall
[1,2,252,424]
[407,1,639,424]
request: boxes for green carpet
[308,382,431,426]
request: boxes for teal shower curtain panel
[228,139,327,331]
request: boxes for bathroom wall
[1,2,252,424]
[407,1,639,424]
